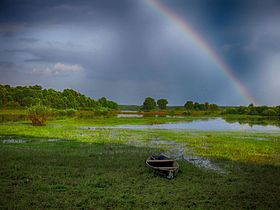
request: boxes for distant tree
[276,106,280,116]
[237,106,247,114]
[192,103,206,110]
[142,97,156,111]
[224,107,238,114]
[255,106,268,115]
[98,97,108,107]
[184,101,194,110]
[204,102,209,110]
[31,85,43,90]
[209,103,218,110]
[247,104,258,115]
[193,102,200,110]
[157,98,168,110]
[0,85,7,106]
[107,100,118,110]
[97,97,118,110]
[21,96,35,107]
[262,109,277,117]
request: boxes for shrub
[53,109,77,117]
[54,109,67,116]
[167,111,175,116]
[182,111,191,116]
[94,107,109,116]
[28,105,53,126]
[143,112,155,117]
[223,108,238,114]
[262,109,277,117]
[65,108,77,116]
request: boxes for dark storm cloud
[0,0,137,25]
[19,37,39,43]
[0,0,280,105]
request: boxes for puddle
[255,137,271,141]
[1,139,27,143]
[234,136,272,141]
[183,155,226,174]
[126,138,226,174]
[1,137,68,143]
[117,114,143,118]
[47,138,65,142]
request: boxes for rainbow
[145,0,256,104]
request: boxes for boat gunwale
[146,156,179,172]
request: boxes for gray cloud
[31,62,84,76]
[0,0,280,105]
[19,37,39,43]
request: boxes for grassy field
[1,115,280,209]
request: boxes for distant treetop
[0,84,118,110]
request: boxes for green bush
[54,109,67,116]
[167,110,175,116]
[182,111,191,116]
[94,107,109,116]
[65,109,77,116]
[262,109,277,117]
[54,109,77,117]
[223,108,238,114]
[28,105,53,126]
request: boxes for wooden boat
[146,155,179,179]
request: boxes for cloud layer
[0,0,280,105]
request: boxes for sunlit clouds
[31,63,84,76]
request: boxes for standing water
[86,118,280,131]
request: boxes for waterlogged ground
[1,115,280,209]
[85,117,280,131]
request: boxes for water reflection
[86,117,280,131]
[223,117,280,128]
[1,113,280,131]
[117,114,143,118]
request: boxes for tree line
[0,84,118,110]
[141,97,218,111]
[141,97,280,117]
[224,104,280,117]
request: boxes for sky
[0,0,280,106]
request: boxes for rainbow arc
[146,0,256,104]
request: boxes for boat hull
[146,155,179,179]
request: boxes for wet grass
[145,130,280,166]
[1,117,280,209]
[1,138,280,209]
[51,116,208,126]
[1,121,280,165]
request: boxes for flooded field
[1,114,280,209]
[126,138,226,174]
[85,117,280,131]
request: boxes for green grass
[1,139,280,209]
[0,108,27,115]
[1,116,280,209]
[1,121,279,165]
